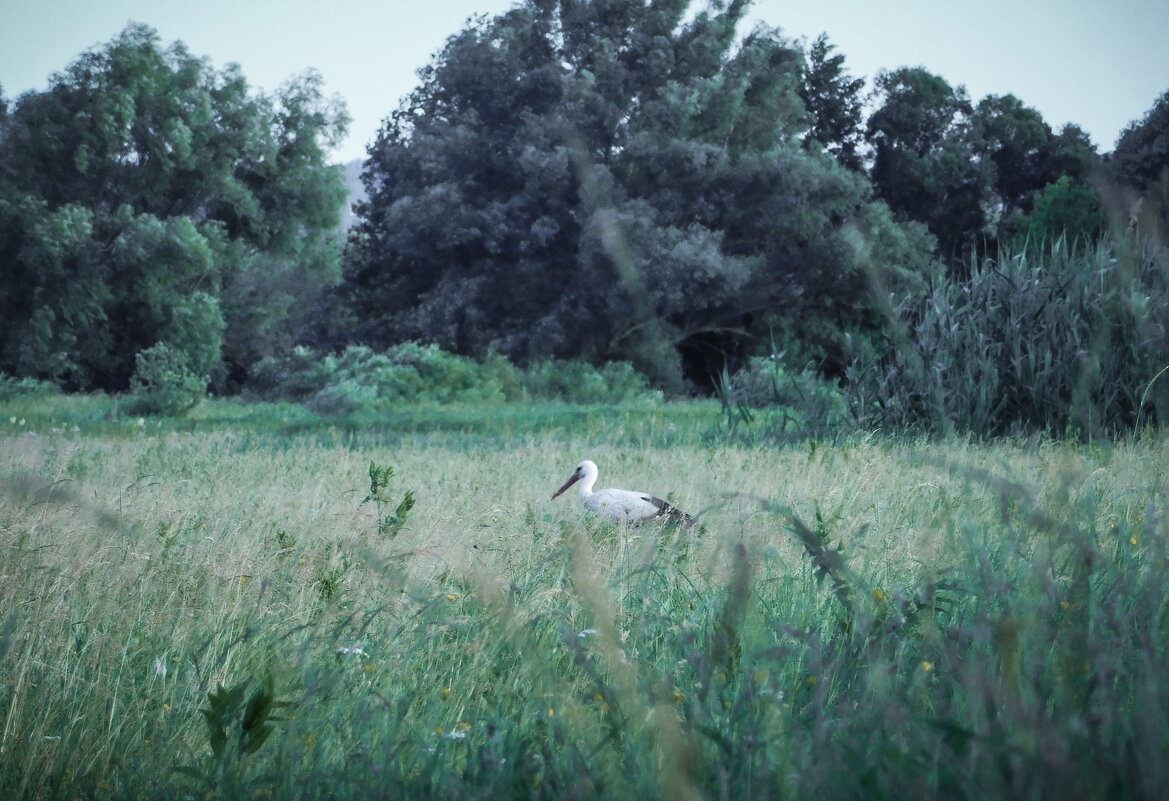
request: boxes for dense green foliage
[697,234,1169,440]
[1108,89,1169,235]
[799,33,866,172]
[343,0,937,390]
[865,68,1103,266]
[1024,175,1106,246]
[126,341,210,416]
[1,400,1167,799]
[244,343,661,410]
[1112,90,1169,197]
[844,237,1169,437]
[0,23,349,393]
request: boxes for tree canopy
[1109,90,1169,234]
[799,33,866,172]
[0,23,349,391]
[342,0,937,391]
[1112,90,1169,194]
[865,67,1103,266]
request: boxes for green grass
[1,396,1167,799]
[0,394,725,447]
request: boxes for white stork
[551,460,694,527]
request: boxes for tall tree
[1111,90,1169,194]
[1109,90,1169,234]
[1008,123,1102,247]
[799,33,866,171]
[970,94,1052,219]
[866,67,987,266]
[345,0,936,390]
[868,73,1106,262]
[0,24,349,391]
[967,95,1104,249]
[1043,123,1100,185]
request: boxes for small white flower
[337,641,368,658]
[154,657,168,678]
[443,730,468,741]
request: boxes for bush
[245,346,333,403]
[166,290,225,383]
[127,342,207,416]
[715,353,849,440]
[518,359,660,404]
[244,344,660,411]
[0,372,58,401]
[1019,174,1106,247]
[306,378,380,416]
[845,236,1169,436]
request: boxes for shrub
[243,344,659,410]
[1020,174,1106,247]
[166,291,225,384]
[306,378,379,416]
[127,342,207,416]
[247,343,521,409]
[364,342,513,403]
[0,372,57,401]
[519,359,660,403]
[246,346,335,403]
[715,353,849,440]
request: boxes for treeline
[1,2,1167,435]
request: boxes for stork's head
[552,460,598,499]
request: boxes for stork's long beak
[551,472,580,500]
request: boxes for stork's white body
[551,460,691,526]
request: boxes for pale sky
[2,1,1166,165]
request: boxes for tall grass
[1,401,1166,798]
[846,235,1169,438]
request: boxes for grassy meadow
[2,395,1168,799]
